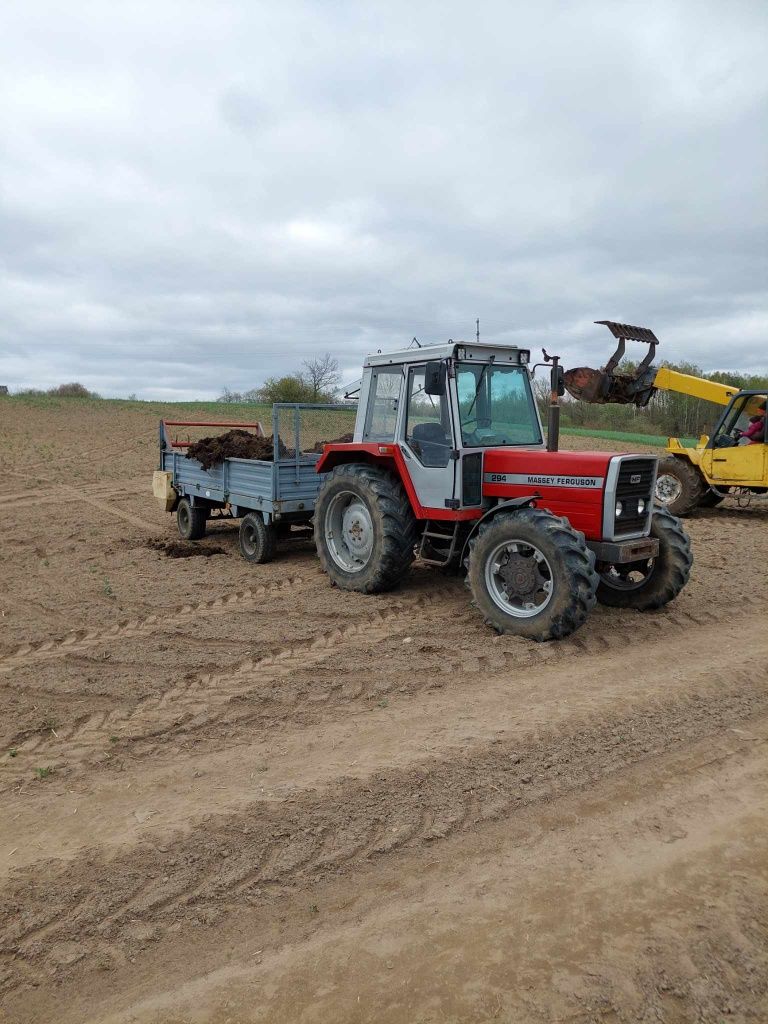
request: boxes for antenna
[409,336,422,349]
[476,318,480,343]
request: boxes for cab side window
[405,367,452,467]
[363,367,402,441]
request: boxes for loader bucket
[564,321,660,407]
[563,366,650,405]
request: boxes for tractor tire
[467,508,598,642]
[177,497,206,540]
[699,487,728,507]
[315,463,418,593]
[239,512,276,564]
[596,508,692,610]
[654,456,705,516]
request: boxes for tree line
[217,352,342,405]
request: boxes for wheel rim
[599,560,655,591]
[325,491,374,573]
[178,504,190,532]
[655,473,681,506]
[241,519,260,556]
[484,539,554,618]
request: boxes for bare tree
[301,352,340,401]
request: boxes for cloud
[0,0,766,397]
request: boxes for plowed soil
[1,400,767,1024]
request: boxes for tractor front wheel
[467,508,598,641]
[596,508,692,610]
[315,464,418,593]
[654,457,705,516]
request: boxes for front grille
[613,458,655,536]
[462,452,483,506]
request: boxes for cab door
[399,364,457,511]
[701,393,767,484]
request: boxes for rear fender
[316,443,479,522]
[459,496,540,566]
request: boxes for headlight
[616,500,624,517]
[637,498,646,514]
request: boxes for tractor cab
[352,341,543,513]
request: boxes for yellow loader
[564,321,767,516]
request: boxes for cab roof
[364,340,530,368]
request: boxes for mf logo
[630,473,642,484]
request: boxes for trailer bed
[159,446,323,517]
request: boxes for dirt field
[1,399,767,1024]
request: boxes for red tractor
[314,339,692,641]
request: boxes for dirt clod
[146,539,225,559]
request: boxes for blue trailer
[154,402,355,563]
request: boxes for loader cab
[702,390,767,485]
[355,342,543,512]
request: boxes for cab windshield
[456,362,542,447]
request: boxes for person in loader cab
[738,399,766,444]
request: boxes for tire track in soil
[6,590,765,780]
[2,675,766,995]
[0,478,145,511]
[0,576,313,676]
[2,587,459,778]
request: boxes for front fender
[459,495,540,566]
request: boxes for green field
[557,426,696,447]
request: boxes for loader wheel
[654,457,705,516]
[315,464,417,593]
[467,508,598,641]
[596,508,692,610]
[177,497,206,540]
[239,512,276,564]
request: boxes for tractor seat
[410,421,451,467]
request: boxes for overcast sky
[1,0,766,399]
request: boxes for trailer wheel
[177,498,206,540]
[315,464,417,593]
[654,457,705,516]
[467,508,598,641]
[239,512,276,564]
[596,508,692,610]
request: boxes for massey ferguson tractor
[313,337,692,641]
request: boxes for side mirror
[424,360,447,396]
[552,365,565,397]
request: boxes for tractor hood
[481,448,632,541]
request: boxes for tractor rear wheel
[239,512,276,564]
[596,508,692,610]
[467,508,598,641]
[315,464,418,593]
[177,497,206,540]
[654,457,705,516]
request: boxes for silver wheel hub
[655,473,681,505]
[485,540,554,618]
[326,492,374,573]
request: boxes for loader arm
[651,367,739,407]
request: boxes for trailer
[153,402,355,564]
